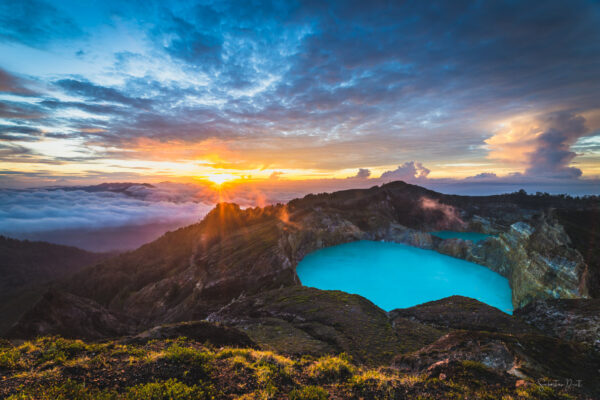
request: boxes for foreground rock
[208,286,414,365]
[394,330,600,397]
[515,298,600,351]
[389,295,536,334]
[4,287,599,397]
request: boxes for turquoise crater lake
[297,240,513,314]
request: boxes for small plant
[256,358,292,395]
[163,344,213,370]
[228,354,252,370]
[216,347,253,360]
[350,369,399,398]
[289,385,329,400]
[124,379,216,400]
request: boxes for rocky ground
[3,288,599,399]
[0,328,594,399]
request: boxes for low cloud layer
[0,169,598,251]
[0,184,216,251]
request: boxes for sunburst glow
[205,173,238,186]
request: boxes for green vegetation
[0,336,581,399]
[124,379,216,400]
[288,386,329,400]
[306,354,355,382]
[6,379,217,400]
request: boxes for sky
[0,0,599,194]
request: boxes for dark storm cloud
[278,1,600,116]
[525,112,590,179]
[0,0,82,47]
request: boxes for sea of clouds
[0,184,216,252]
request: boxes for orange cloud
[485,117,542,167]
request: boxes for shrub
[216,347,253,360]
[36,337,87,365]
[227,355,253,371]
[163,344,212,370]
[350,370,399,399]
[289,385,329,400]
[0,347,21,370]
[306,354,356,383]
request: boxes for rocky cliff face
[438,215,589,307]
[515,298,600,352]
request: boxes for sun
[206,173,237,186]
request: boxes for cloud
[0,0,599,184]
[347,168,371,179]
[487,111,593,178]
[465,172,498,180]
[0,68,35,95]
[0,143,33,158]
[379,162,430,182]
[0,124,43,141]
[54,79,152,108]
[525,112,588,178]
[0,186,213,235]
[157,12,224,67]
[269,171,284,180]
[0,0,82,47]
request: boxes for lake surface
[431,230,493,242]
[297,240,513,314]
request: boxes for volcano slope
[2,181,599,399]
